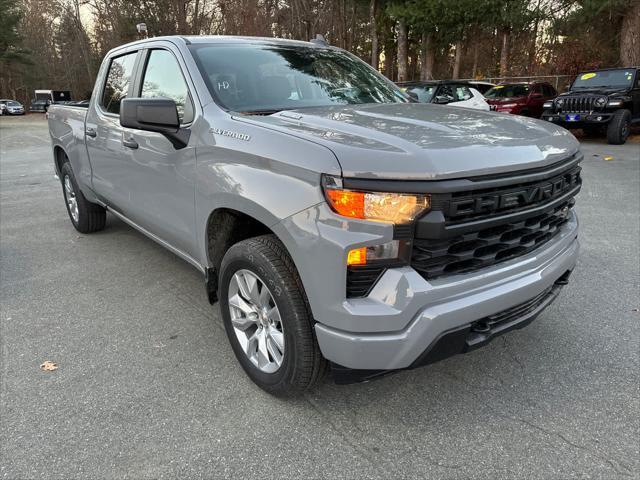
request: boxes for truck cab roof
[107,35,335,57]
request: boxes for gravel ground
[1,114,639,479]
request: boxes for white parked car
[399,81,490,111]
[0,99,25,115]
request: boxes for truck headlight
[322,175,430,224]
[543,101,553,109]
[595,97,607,107]
[555,98,564,107]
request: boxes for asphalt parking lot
[1,114,639,479]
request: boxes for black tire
[219,234,326,396]
[606,109,631,145]
[60,160,106,233]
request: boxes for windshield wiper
[240,108,283,116]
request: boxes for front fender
[194,108,342,267]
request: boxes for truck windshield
[190,44,407,113]
[484,84,530,99]
[571,69,635,89]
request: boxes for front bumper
[315,229,578,371]
[330,271,571,383]
[542,112,612,126]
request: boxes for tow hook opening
[555,269,572,286]
[471,321,491,333]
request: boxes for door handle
[85,127,97,138]
[122,137,138,149]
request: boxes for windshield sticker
[580,73,596,80]
[626,72,633,80]
[494,85,504,89]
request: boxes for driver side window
[140,49,194,124]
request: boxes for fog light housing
[347,240,402,266]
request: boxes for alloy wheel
[227,269,285,373]
[63,175,79,223]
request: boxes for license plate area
[565,114,581,122]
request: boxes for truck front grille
[410,155,581,281]
[411,200,573,279]
[344,154,581,297]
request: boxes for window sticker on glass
[580,73,596,80]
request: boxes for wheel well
[205,208,273,303]
[53,146,66,176]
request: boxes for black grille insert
[558,95,602,113]
[444,165,581,222]
[412,201,573,279]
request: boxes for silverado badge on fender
[210,127,251,141]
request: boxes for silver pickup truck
[48,35,581,395]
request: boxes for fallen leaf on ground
[40,361,58,371]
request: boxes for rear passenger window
[140,49,194,124]
[454,86,472,101]
[101,52,138,114]
[440,85,472,103]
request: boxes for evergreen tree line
[1,0,638,105]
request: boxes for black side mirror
[120,98,190,149]
[433,95,450,105]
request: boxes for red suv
[485,82,557,118]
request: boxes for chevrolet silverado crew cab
[542,67,640,144]
[48,36,581,395]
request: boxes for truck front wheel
[60,161,106,233]
[607,109,631,145]
[219,234,326,395]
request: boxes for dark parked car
[0,99,25,115]
[541,67,640,144]
[485,82,557,118]
[29,99,50,113]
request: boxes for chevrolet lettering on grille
[448,168,581,218]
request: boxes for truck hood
[559,88,628,96]
[236,103,579,180]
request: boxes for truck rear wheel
[60,161,106,233]
[607,109,631,145]
[219,234,326,396]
